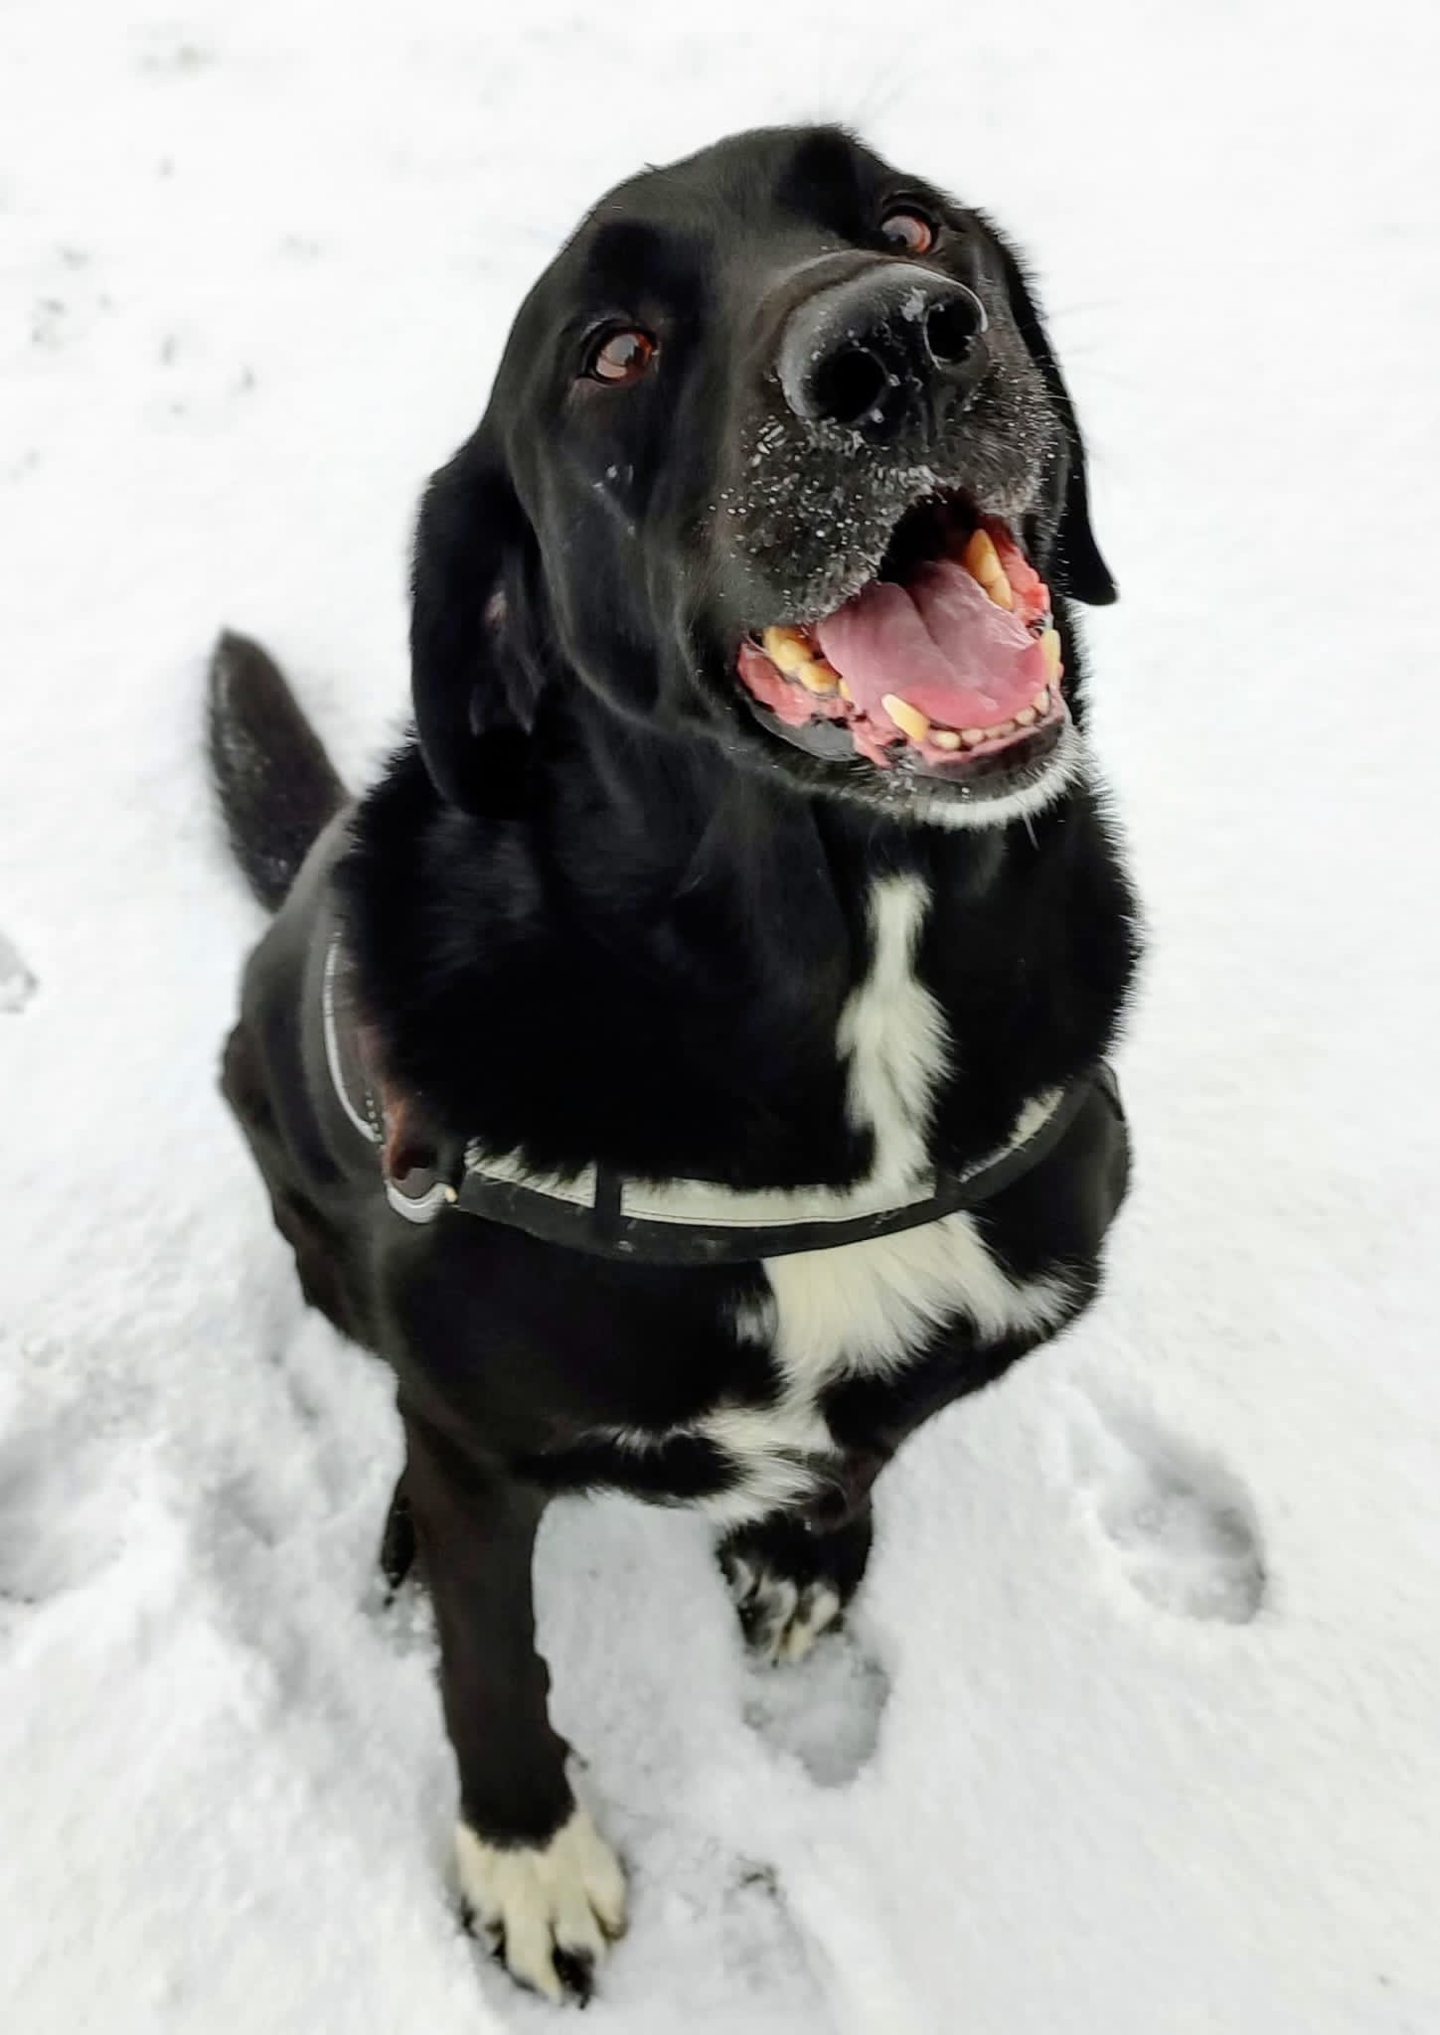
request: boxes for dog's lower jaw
[711,688,1090,833]
[906,715,1089,831]
[456,1806,628,2003]
[884,717,1086,830]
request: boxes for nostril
[924,289,987,370]
[808,344,893,427]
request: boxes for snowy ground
[3,2,1438,2029]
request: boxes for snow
[2,0,1438,2028]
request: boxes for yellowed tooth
[837,678,854,703]
[882,694,931,744]
[1015,705,1038,727]
[963,529,1002,584]
[961,529,1015,610]
[1040,627,1063,680]
[1033,686,1051,714]
[932,728,963,751]
[990,718,1017,738]
[961,727,988,747]
[762,626,817,676]
[797,658,839,696]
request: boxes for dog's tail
[206,631,346,913]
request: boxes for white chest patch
[763,1206,1074,1383]
[591,873,1073,1529]
[700,874,1072,1525]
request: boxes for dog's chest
[701,1204,1070,1526]
[594,875,1072,1526]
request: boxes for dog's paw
[456,1807,627,2004]
[719,1507,872,1668]
[725,1554,844,1666]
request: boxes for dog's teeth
[991,718,1016,737]
[1040,628,1063,680]
[837,678,854,703]
[962,530,1002,585]
[932,728,963,751]
[961,530,1014,610]
[961,727,988,747]
[881,694,931,744]
[1033,687,1051,714]
[1015,706,1038,727]
[762,626,816,676]
[761,626,841,696]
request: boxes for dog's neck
[340,690,1135,1187]
[537,683,1011,918]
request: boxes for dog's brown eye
[585,327,657,385]
[879,209,937,257]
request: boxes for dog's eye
[879,208,938,257]
[584,327,658,386]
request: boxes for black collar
[323,932,1099,1265]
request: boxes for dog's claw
[551,1945,596,2004]
[728,1557,844,1665]
[378,1480,417,1594]
[455,1809,626,2005]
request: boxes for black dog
[211,125,1138,2003]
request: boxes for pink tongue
[815,559,1049,734]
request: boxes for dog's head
[412,125,1114,826]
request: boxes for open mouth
[736,496,1066,791]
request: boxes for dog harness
[322,931,1106,1266]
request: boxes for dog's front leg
[402,1414,627,2002]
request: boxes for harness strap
[322,930,1104,1263]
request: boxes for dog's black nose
[778,266,988,439]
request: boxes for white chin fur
[455,1806,627,2003]
[910,716,1087,831]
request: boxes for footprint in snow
[1064,1391,1266,1624]
[0,929,36,1013]
[741,1620,891,1787]
[0,1425,125,1611]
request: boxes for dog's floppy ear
[410,427,541,814]
[985,224,1117,607]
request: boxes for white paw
[727,1556,844,1665]
[455,1806,627,2003]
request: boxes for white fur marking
[837,873,947,1189]
[697,1223,1071,1526]
[755,871,1071,1391]
[455,1808,626,2003]
[604,1222,1071,1530]
[767,1209,1075,1388]
[695,876,1072,1524]
[696,1399,833,1526]
[916,719,1088,832]
[580,874,1074,1530]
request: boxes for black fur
[212,126,1139,2002]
